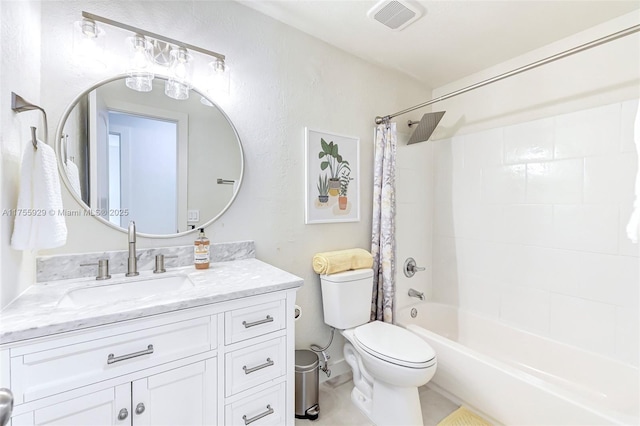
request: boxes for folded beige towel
[313,248,373,275]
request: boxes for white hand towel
[11,139,67,250]
[626,100,640,244]
[64,160,82,196]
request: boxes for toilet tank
[320,268,374,329]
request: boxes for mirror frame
[55,73,244,238]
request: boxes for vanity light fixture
[201,58,231,105]
[209,58,230,94]
[76,11,227,99]
[80,18,98,37]
[125,34,154,92]
[72,17,106,69]
[165,47,193,100]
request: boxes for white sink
[58,274,194,308]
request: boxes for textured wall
[22,0,429,370]
[0,0,41,308]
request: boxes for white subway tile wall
[396,134,435,307]
[432,99,640,365]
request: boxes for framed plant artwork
[305,127,360,224]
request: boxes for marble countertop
[0,258,303,344]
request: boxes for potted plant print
[317,174,329,203]
[318,138,350,196]
[338,170,353,210]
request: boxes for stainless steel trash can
[295,349,320,420]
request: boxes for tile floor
[295,373,459,426]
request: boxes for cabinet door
[13,384,131,426]
[132,358,216,426]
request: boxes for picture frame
[305,127,360,224]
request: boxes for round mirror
[56,75,244,237]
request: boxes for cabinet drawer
[224,300,285,345]
[225,337,286,397]
[11,316,213,403]
[224,382,285,426]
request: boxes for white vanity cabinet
[12,358,217,426]
[3,289,297,426]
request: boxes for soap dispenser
[194,228,210,269]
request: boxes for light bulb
[125,34,154,93]
[204,58,230,97]
[165,47,192,100]
[72,18,106,70]
[81,19,98,38]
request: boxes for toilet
[320,268,437,426]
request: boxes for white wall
[431,11,640,138]
[0,0,41,308]
[1,1,429,370]
[428,12,639,366]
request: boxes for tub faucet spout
[408,288,425,301]
[126,221,139,277]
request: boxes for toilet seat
[353,321,436,369]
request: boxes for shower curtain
[371,121,397,323]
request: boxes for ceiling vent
[367,0,423,31]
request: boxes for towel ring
[11,92,48,149]
[30,127,38,150]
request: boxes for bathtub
[396,302,639,425]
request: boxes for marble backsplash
[36,240,256,283]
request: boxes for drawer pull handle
[117,408,129,421]
[107,344,154,365]
[242,315,274,328]
[243,358,274,375]
[243,404,274,425]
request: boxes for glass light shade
[165,79,190,100]
[165,47,193,100]
[126,72,154,92]
[72,19,106,69]
[204,59,230,97]
[125,35,154,92]
[128,35,153,68]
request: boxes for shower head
[407,111,446,144]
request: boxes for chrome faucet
[408,288,425,301]
[126,221,139,277]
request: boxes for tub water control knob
[404,257,426,278]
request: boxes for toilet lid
[354,321,436,368]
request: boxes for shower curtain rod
[375,23,640,125]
